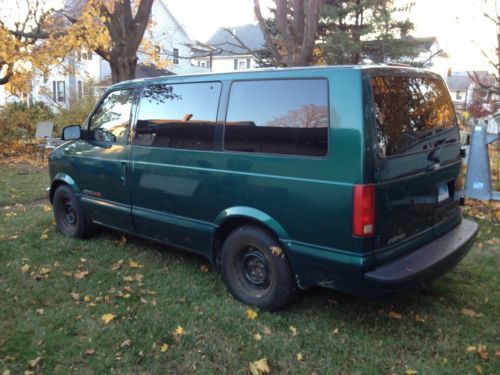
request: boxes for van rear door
[368,74,462,253]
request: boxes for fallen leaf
[254,333,262,341]
[122,276,134,282]
[263,327,272,335]
[120,339,131,348]
[466,346,478,353]
[53,261,60,268]
[10,235,18,240]
[151,298,157,306]
[84,295,92,302]
[296,352,304,361]
[27,356,42,368]
[332,328,339,335]
[135,273,144,282]
[73,270,89,280]
[475,364,483,374]
[42,205,52,212]
[129,259,143,269]
[249,358,270,375]
[140,297,148,304]
[404,369,418,375]
[462,308,483,318]
[388,311,402,320]
[246,308,257,320]
[101,313,116,324]
[35,308,44,315]
[39,267,51,275]
[160,343,169,352]
[83,348,95,358]
[115,235,127,246]
[270,246,283,256]
[62,271,73,277]
[175,326,184,336]
[112,259,124,272]
[70,291,80,301]
[21,264,30,273]
[477,345,488,360]
[415,314,425,323]
[495,350,500,357]
[289,325,297,336]
[200,264,209,273]
[40,233,48,240]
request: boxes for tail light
[352,184,375,237]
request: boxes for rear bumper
[363,218,479,297]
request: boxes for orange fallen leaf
[84,295,92,302]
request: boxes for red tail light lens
[352,184,375,237]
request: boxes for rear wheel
[53,185,90,238]
[221,225,296,311]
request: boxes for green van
[48,66,479,311]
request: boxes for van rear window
[224,79,329,157]
[371,76,457,157]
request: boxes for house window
[173,48,179,65]
[52,81,66,102]
[238,60,247,70]
[456,91,463,100]
[234,59,251,71]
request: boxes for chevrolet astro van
[48,66,479,311]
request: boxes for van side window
[135,82,221,150]
[89,90,134,145]
[224,79,329,157]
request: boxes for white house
[192,24,266,73]
[26,0,203,110]
[446,71,497,114]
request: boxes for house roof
[446,72,493,91]
[193,24,265,58]
[446,74,473,91]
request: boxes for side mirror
[61,125,82,140]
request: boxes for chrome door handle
[121,161,128,185]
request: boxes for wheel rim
[56,196,78,232]
[237,246,271,290]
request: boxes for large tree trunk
[254,0,324,67]
[99,0,154,83]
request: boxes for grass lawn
[0,163,499,374]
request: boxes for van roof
[109,64,442,91]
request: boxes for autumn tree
[253,0,324,66]
[65,0,155,83]
[1,0,156,91]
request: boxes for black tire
[221,225,296,311]
[53,185,90,239]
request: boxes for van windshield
[371,76,457,157]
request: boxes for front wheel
[221,225,296,311]
[53,185,90,239]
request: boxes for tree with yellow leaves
[0,0,157,93]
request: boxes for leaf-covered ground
[0,164,499,374]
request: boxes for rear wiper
[427,138,446,163]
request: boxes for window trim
[132,80,223,151]
[221,77,331,159]
[85,88,137,146]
